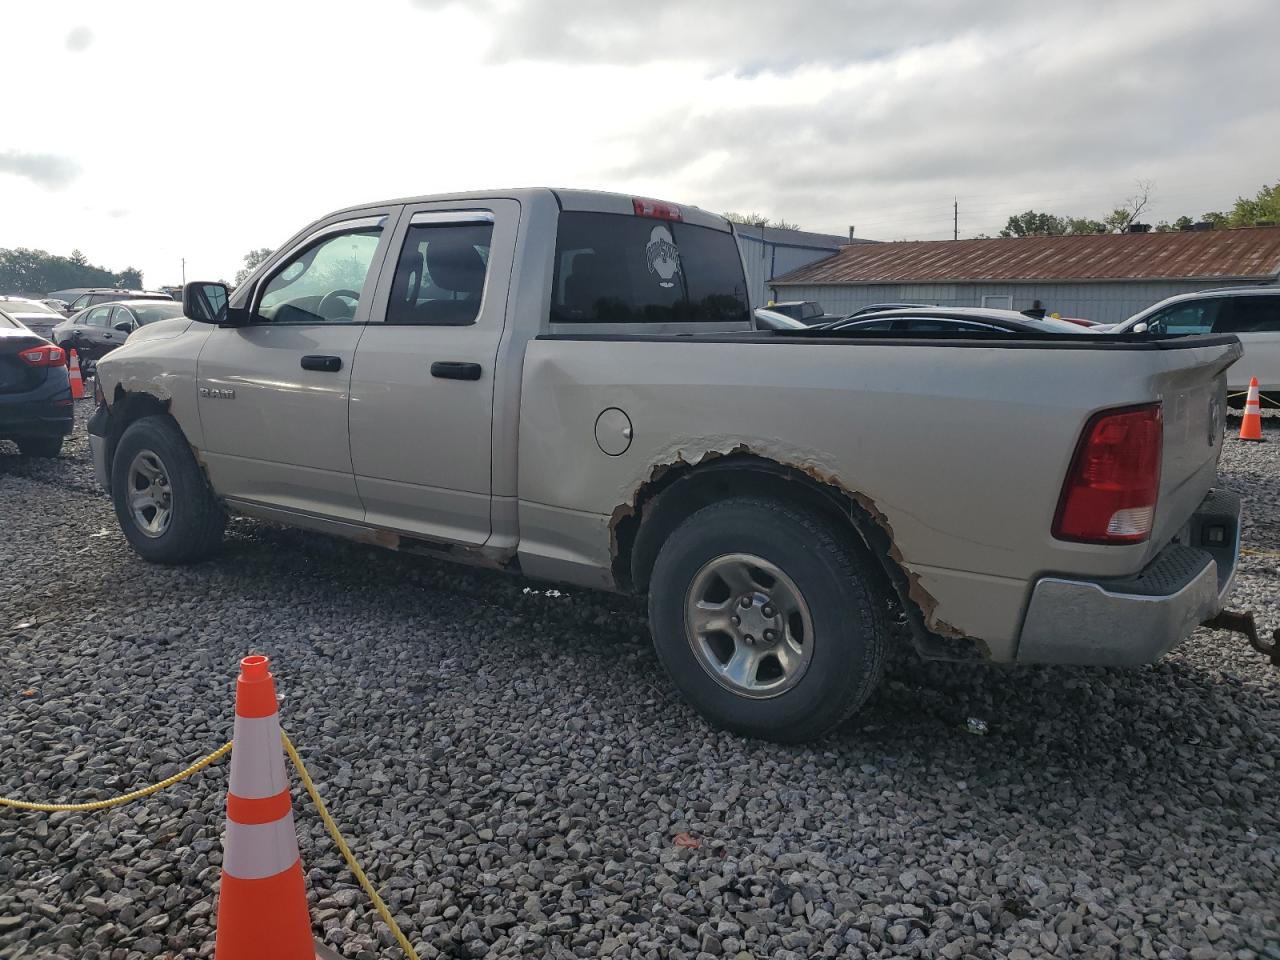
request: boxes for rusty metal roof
[772,226,1280,285]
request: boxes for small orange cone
[68,349,85,400]
[1239,377,1265,442]
[215,656,316,960]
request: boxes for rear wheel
[15,436,63,458]
[111,416,225,564]
[648,496,888,742]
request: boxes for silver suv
[1112,286,1279,397]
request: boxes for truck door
[195,212,398,521]
[349,199,520,546]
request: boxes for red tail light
[632,198,683,221]
[18,344,66,367]
[1053,403,1163,544]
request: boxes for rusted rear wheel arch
[615,453,982,660]
[617,452,900,601]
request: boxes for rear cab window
[550,210,750,331]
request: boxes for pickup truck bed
[88,187,1246,741]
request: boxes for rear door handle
[301,355,342,372]
[430,361,482,381]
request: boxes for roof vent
[1126,223,1152,234]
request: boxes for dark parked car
[49,288,174,315]
[820,307,1090,335]
[52,299,186,368]
[0,308,73,457]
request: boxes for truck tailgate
[1146,338,1240,558]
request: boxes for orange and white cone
[68,349,85,400]
[1239,377,1264,442]
[215,655,315,960]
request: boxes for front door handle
[430,361,482,381]
[301,355,342,372]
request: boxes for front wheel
[111,415,225,564]
[648,496,888,742]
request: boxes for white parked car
[1111,286,1280,399]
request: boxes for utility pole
[181,257,186,285]
[953,198,958,241]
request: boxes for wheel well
[105,389,171,476]
[619,455,894,593]
[614,454,984,661]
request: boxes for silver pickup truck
[89,188,1247,741]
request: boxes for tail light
[1053,403,1163,543]
[633,198,683,221]
[18,344,66,367]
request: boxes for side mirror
[183,281,230,324]
[113,320,134,333]
[1133,322,1149,333]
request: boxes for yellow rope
[283,733,421,960]
[0,741,232,812]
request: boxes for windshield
[132,303,186,325]
[1,299,58,315]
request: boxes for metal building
[732,224,869,309]
[770,227,1280,323]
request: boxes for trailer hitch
[1203,610,1280,666]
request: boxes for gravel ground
[1,402,1278,960]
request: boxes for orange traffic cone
[68,349,85,400]
[215,656,316,960]
[1239,377,1264,443]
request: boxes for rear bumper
[0,398,74,439]
[1016,489,1241,666]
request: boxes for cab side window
[70,295,92,311]
[1145,300,1219,334]
[110,306,135,330]
[85,306,113,328]
[1216,297,1280,333]
[385,221,494,326]
[255,227,383,324]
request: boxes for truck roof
[325,187,732,232]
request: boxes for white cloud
[0,0,1276,285]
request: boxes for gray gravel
[1,402,1278,960]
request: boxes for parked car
[52,299,186,368]
[0,309,72,457]
[764,300,830,323]
[41,298,70,314]
[50,288,174,314]
[1110,286,1280,398]
[0,297,66,341]
[753,307,808,330]
[845,302,932,317]
[821,307,1091,335]
[90,188,1246,742]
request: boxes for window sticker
[645,225,681,289]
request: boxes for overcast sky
[3,0,1278,286]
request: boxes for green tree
[723,212,803,231]
[1000,210,1070,237]
[116,266,144,288]
[1225,179,1280,226]
[235,247,274,286]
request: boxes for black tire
[648,496,888,742]
[111,415,225,564]
[15,436,63,458]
